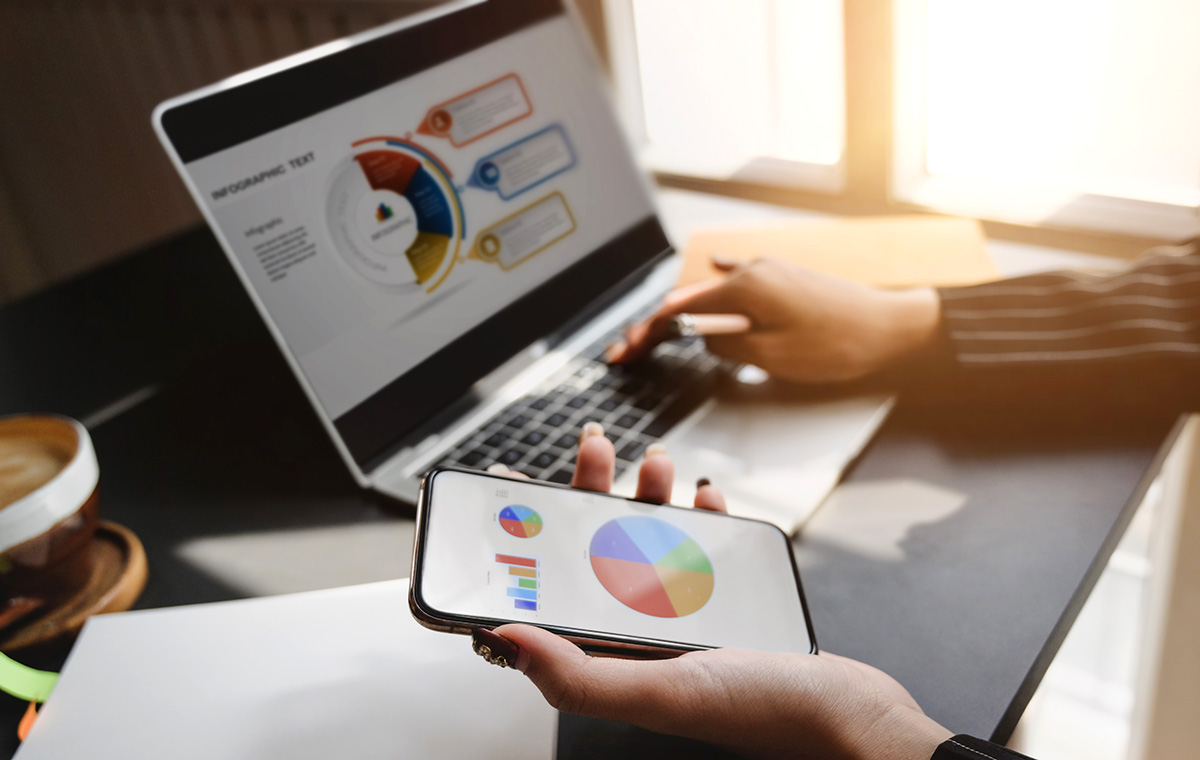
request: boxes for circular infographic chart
[325,137,464,292]
[499,505,543,539]
[589,516,714,618]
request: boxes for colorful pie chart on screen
[499,505,543,538]
[325,137,465,293]
[589,516,714,618]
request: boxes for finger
[486,464,529,480]
[609,277,741,364]
[607,314,670,363]
[572,423,615,492]
[492,624,698,727]
[666,281,755,320]
[611,296,739,366]
[661,278,724,310]
[635,444,673,503]
[708,255,743,273]
[693,478,727,513]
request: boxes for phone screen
[414,469,815,653]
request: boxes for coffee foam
[0,436,72,509]
[0,416,97,554]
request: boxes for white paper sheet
[15,580,557,759]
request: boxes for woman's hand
[478,425,952,760]
[607,257,942,384]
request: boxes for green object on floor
[0,652,58,703]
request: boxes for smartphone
[409,467,817,656]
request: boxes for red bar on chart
[495,554,538,568]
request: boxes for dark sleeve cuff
[882,293,960,383]
[931,734,1037,760]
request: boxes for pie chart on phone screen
[499,505,543,538]
[589,517,714,618]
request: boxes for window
[894,0,1200,238]
[604,0,845,191]
[601,0,1200,243]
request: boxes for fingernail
[645,443,667,459]
[711,254,737,268]
[580,422,604,446]
[487,463,510,474]
[472,628,520,669]
[696,477,711,489]
[604,341,626,363]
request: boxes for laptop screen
[157,0,669,472]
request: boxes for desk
[0,192,1185,757]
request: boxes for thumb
[491,624,698,729]
[709,254,743,272]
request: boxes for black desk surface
[0,228,1184,757]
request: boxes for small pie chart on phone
[499,505,543,538]
[589,517,714,618]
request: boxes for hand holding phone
[446,435,951,760]
[410,445,816,655]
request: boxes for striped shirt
[937,240,1200,371]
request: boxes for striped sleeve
[931,735,1036,760]
[936,241,1200,368]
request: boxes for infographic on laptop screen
[180,17,654,420]
[420,471,813,653]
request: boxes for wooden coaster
[0,521,147,653]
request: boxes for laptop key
[528,398,551,410]
[566,396,587,409]
[616,440,646,462]
[617,377,649,395]
[546,413,568,427]
[484,433,507,448]
[633,394,662,411]
[531,452,556,469]
[547,469,573,484]
[614,414,639,430]
[521,431,545,446]
[551,433,576,449]
[498,450,522,465]
[598,398,618,412]
[590,378,615,392]
[504,415,530,430]
[643,377,716,438]
[459,450,486,467]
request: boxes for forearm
[935,241,1200,370]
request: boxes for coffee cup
[0,415,100,629]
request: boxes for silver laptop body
[154,0,890,532]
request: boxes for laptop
[153,0,891,532]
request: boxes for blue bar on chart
[495,553,539,611]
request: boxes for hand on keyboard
[610,257,941,384]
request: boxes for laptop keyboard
[433,311,735,483]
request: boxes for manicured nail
[645,443,667,459]
[487,463,510,474]
[696,477,711,489]
[579,422,604,446]
[604,341,627,363]
[472,628,520,669]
